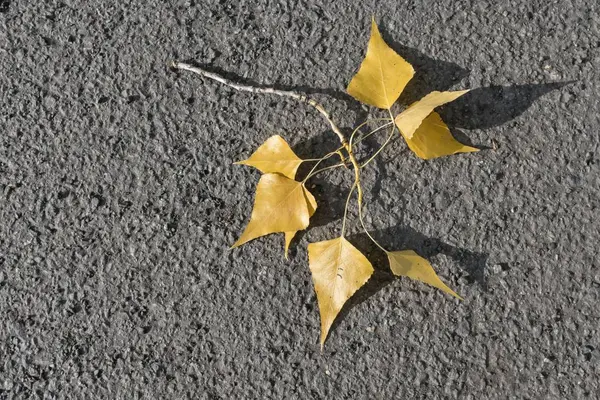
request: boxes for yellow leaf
[235,135,303,179]
[284,187,317,259]
[347,17,414,109]
[403,111,479,160]
[232,173,311,248]
[388,250,462,300]
[308,237,374,347]
[395,90,469,139]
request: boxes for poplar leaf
[235,135,303,179]
[232,173,313,248]
[395,90,469,139]
[308,237,374,347]
[404,111,479,160]
[347,17,414,109]
[388,250,462,300]
[284,188,317,259]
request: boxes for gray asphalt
[1,0,599,398]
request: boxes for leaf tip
[230,239,243,249]
[370,16,381,38]
[437,281,464,301]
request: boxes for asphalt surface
[1,0,599,398]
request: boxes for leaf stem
[353,113,395,251]
[360,110,397,168]
[304,120,393,171]
[301,150,340,183]
[315,120,394,162]
[349,118,393,150]
[358,201,388,252]
[351,121,394,147]
[303,157,330,162]
[341,183,357,237]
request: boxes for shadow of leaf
[440,82,573,129]
[0,0,9,13]
[292,129,341,161]
[377,26,471,106]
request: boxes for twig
[171,61,348,148]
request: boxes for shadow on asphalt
[0,0,9,14]
[440,82,573,129]
[441,82,573,150]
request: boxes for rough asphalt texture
[1,0,599,398]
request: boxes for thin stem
[349,118,393,150]
[354,111,396,251]
[341,183,356,237]
[352,121,394,147]
[303,163,344,182]
[306,121,394,168]
[358,203,387,252]
[172,62,349,149]
[349,155,363,205]
[360,110,397,168]
[301,150,339,183]
[303,157,329,162]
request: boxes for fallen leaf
[388,250,462,299]
[232,173,314,248]
[235,135,303,179]
[308,237,374,347]
[347,17,414,109]
[395,90,469,139]
[284,187,317,259]
[403,111,479,160]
